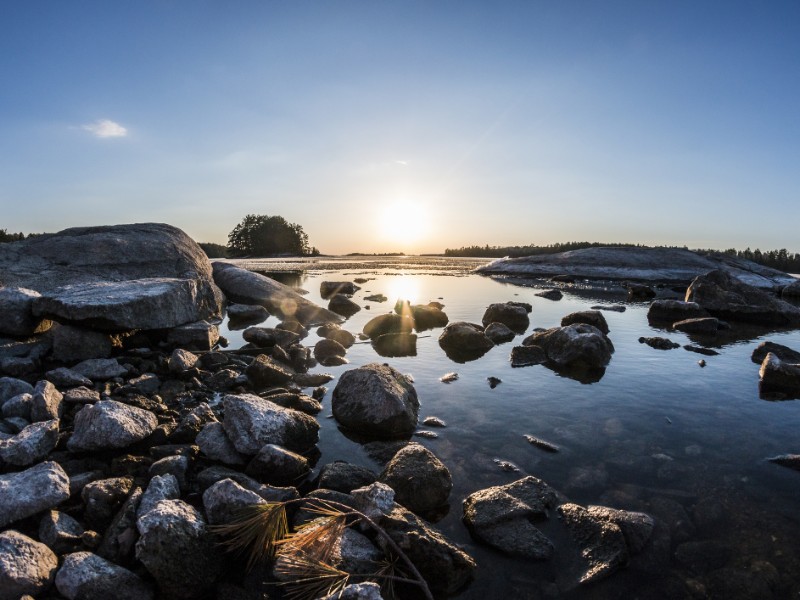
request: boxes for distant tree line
[0,229,27,243]
[710,247,800,273]
[198,242,230,258]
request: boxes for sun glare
[385,275,420,305]
[377,201,432,249]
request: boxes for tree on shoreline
[227,215,319,257]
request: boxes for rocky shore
[1,225,799,599]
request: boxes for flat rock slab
[476,246,796,289]
[33,278,216,331]
[0,461,70,528]
[0,287,53,337]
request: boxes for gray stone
[202,478,267,525]
[196,421,247,466]
[245,353,294,387]
[68,400,158,451]
[380,443,452,513]
[82,477,134,531]
[0,530,58,600]
[128,373,160,395]
[438,321,494,360]
[638,336,681,350]
[55,551,154,600]
[362,313,414,339]
[409,304,449,331]
[71,358,127,381]
[320,281,360,298]
[0,287,52,337]
[314,338,348,365]
[482,302,530,333]
[137,474,181,520]
[0,461,70,528]
[759,352,800,398]
[168,348,199,373]
[227,303,269,322]
[484,322,516,344]
[647,299,709,323]
[149,455,190,491]
[195,466,299,503]
[767,453,800,471]
[63,386,101,404]
[170,402,217,443]
[135,499,222,599]
[585,505,655,554]
[97,486,142,564]
[0,377,33,406]
[213,262,341,325]
[39,510,84,554]
[510,345,548,367]
[671,317,722,334]
[332,363,419,438]
[317,462,378,494]
[0,419,59,466]
[51,325,115,362]
[167,320,219,351]
[558,502,629,585]
[45,367,93,388]
[351,482,396,521]
[561,310,609,335]
[245,443,310,486]
[536,289,563,301]
[293,372,335,387]
[328,293,361,317]
[222,393,320,454]
[324,327,356,348]
[31,380,63,422]
[751,341,800,365]
[2,392,32,420]
[783,278,800,297]
[371,332,417,357]
[320,582,383,600]
[523,323,614,369]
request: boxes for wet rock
[759,353,800,398]
[639,336,680,350]
[328,293,361,317]
[751,341,800,365]
[362,313,414,339]
[536,289,563,301]
[523,323,614,369]
[510,345,547,367]
[524,434,560,453]
[672,317,723,334]
[647,299,709,323]
[487,376,502,388]
[314,338,348,366]
[363,294,387,303]
[409,304,449,331]
[45,367,93,388]
[378,504,476,596]
[317,462,378,493]
[0,530,58,600]
[55,551,154,600]
[222,393,320,454]
[68,400,158,451]
[167,320,219,351]
[626,282,656,300]
[0,287,53,336]
[463,476,559,560]
[0,419,59,466]
[0,377,34,406]
[484,322,516,344]
[293,372,335,387]
[562,310,610,335]
[31,380,63,422]
[591,304,626,312]
[263,391,322,415]
[686,269,800,326]
[684,344,719,356]
[558,502,629,584]
[149,456,190,491]
[202,478,267,525]
[0,461,70,527]
[320,281,360,298]
[767,453,800,471]
[227,303,269,323]
[245,354,294,387]
[482,302,530,333]
[379,443,452,513]
[319,579,383,600]
[196,466,299,503]
[82,477,134,531]
[71,358,127,381]
[332,363,419,438]
[213,262,341,325]
[372,332,417,357]
[245,443,310,485]
[438,321,494,361]
[97,486,142,564]
[135,499,222,599]
[196,421,247,466]
[585,505,655,553]
[138,474,181,520]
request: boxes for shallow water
[219,257,800,599]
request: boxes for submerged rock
[767,454,800,471]
[647,299,709,323]
[638,336,680,350]
[558,502,629,585]
[380,443,452,514]
[671,317,723,334]
[536,289,563,301]
[372,332,417,357]
[320,281,360,298]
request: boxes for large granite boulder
[522,323,614,370]
[685,269,800,326]
[379,443,452,513]
[222,393,320,454]
[212,262,341,325]
[561,310,609,335]
[55,551,154,600]
[332,363,419,438]
[0,287,53,337]
[67,400,158,451]
[481,302,530,333]
[0,461,70,528]
[0,530,59,600]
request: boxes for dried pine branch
[209,503,288,570]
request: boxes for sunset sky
[1,1,798,254]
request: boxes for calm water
[219,258,800,599]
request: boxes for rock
[196,422,247,465]
[195,466,299,503]
[127,373,160,395]
[0,287,53,336]
[524,434,560,453]
[71,358,127,381]
[320,281,360,298]
[223,393,320,454]
[783,278,800,297]
[647,299,709,323]
[767,453,800,471]
[0,530,58,600]
[351,482,396,520]
[170,403,217,443]
[328,293,361,317]
[558,502,629,585]
[0,377,34,406]
[409,304,449,331]
[245,443,310,485]
[245,354,294,387]
[378,504,476,596]
[672,317,722,334]
[751,341,800,365]
[55,551,154,600]
[45,367,93,388]
[561,310,609,335]
[31,380,63,422]
[438,321,494,361]
[317,462,378,493]
[0,461,70,527]
[363,294,387,303]
[626,282,656,300]
[536,289,563,301]
[684,344,719,356]
[33,277,218,332]
[293,372,335,387]
[638,336,680,350]
[213,262,341,325]
[135,499,222,599]
[314,338,348,365]
[97,486,142,564]
[82,477,134,530]
[509,343,546,368]
[68,400,158,451]
[423,416,446,427]
[686,269,800,325]
[138,475,181,521]
[263,391,322,415]
[201,478,267,525]
[585,505,655,553]
[167,320,219,351]
[323,327,356,348]
[484,322,516,344]
[319,581,383,600]
[39,510,84,553]
[1,393,32,420]
[372,332,417,357]
[522,323,614,369]
[481,302,530,333]
[149,456,190,492]
[362,313,413,339]
[379,443,452,513]
[591,304,627,312]
[51,324,115,362]
[674,540,731,574]
[0,419,59,466]
[227,303,269,323]
[332,363,419,438]
[63,386,101,404]
[759,353,800,398]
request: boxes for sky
[1,1,798,254]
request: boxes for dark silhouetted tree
[227,215,314,256]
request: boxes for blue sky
[1,1,798,254]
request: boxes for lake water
[219,257,800,599]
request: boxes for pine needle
[276,515,346,565]
[275,553,350,600]
[210,503,288,570]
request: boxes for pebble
[440,372,459,383]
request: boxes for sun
[377,201,432,249]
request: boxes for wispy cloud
[82,119,128,138]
